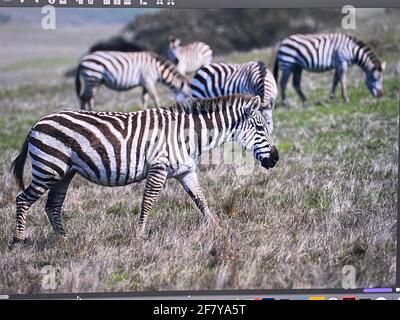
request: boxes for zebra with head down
[274,33,386,105]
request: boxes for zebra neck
[191,115,239,157]
[352,42,375,73]
[157,61,188,92]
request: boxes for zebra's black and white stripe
[168,37,213,75]
[273,33,386,104]
[10,95,279,246]
[76,51,191,110]
[190,61,278,133]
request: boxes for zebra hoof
[7,237,27,250]
[136,227,148,240]
[55,234,68,243]
[205,217,221,230]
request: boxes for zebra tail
[75,65,82,98]
[11,134,30,191]
[273,57,279,82]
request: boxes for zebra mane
[350,36,383,71]
[165,94,251,115]
[257,61,267,95]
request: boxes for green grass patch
[105,268,130,285]
[276,141,294,153]
[0,57,76,73]
[305,188,332,210]
[106,202,140,217]
[0,116,38,154]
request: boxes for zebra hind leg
[80,83,96,111]
[292,66,308,105]
[137,166,168,238]
[45,171,76,240]
[9,183,53,249]
[279,70,291,107]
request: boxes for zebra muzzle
[261,146,279,169]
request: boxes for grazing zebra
[274,33,386,105]
[168,37,213,75]
[190,61,278,133]
[9,95,279,247]
[76,51,191,110]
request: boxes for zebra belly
[103,80,139,91]
[67,146,148,187]
[303,65,334,73]
[102,70,140,91]
[71,162,146,187]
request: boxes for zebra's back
[191,62,261,98]
[78,51,159,91]
[277,33,355,72]
[29,109,155,187]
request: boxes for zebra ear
[381,61,386,71]
[245,96,261,117]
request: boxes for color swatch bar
[363,288,393,293]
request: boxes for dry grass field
[0,9,398,294]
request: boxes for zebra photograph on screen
[274,33,386,106]
[9,95,279,247]
[191,61,278,134]
[76,51,192,110]
[167,36,213,75]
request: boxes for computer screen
[0,0,399,303]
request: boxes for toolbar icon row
[15,0,176,5]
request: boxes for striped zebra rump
[27,111,140,187]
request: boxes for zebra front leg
[45,171,76,239]
[144,82,161,108]
[176,171,219,226]
[137,166,168,237]
[330,70,340,100]
[141,87,150,109]
[340,72,350,103]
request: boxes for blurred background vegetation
[93,9,342,54]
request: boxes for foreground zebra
[168,37,213,75]
[191,61,278,133]
[10,95,279,246]
[76,51,191,110]
[274,33,386,105]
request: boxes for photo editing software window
[0,0,399,302]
